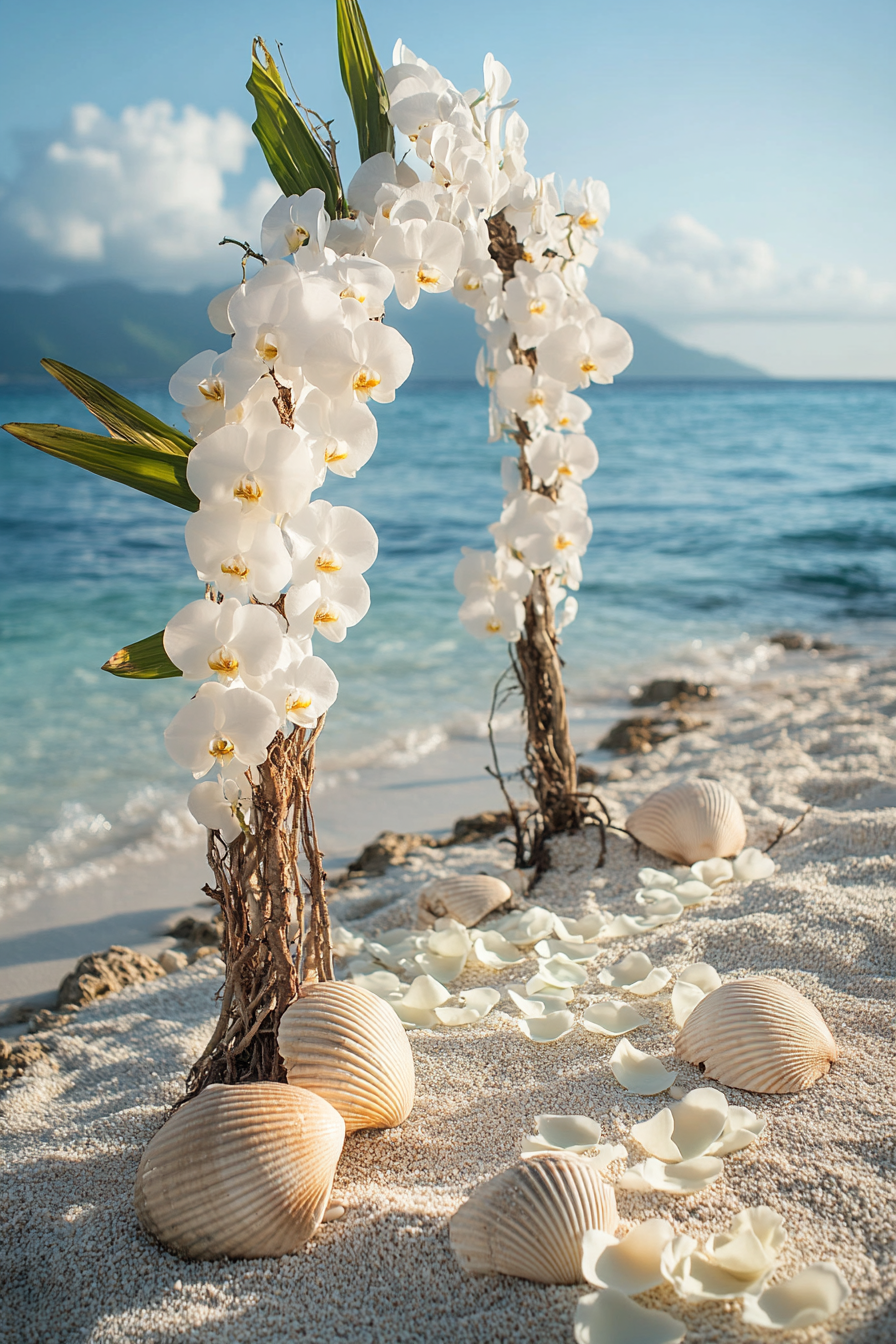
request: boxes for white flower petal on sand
[506,988,570,1018]
[677,962,722,994]
[486,905,555,945]
[671,879,715,906]
[637,868,679,891]
[435,987,500,1026]
[706,1104,767,1156]
[619,1157,724,1194]
[536,954,589,988]
[631,1087,729,1162]
[705,1206,786,1279]
[518,1010,575,1042]
[583,1143,630,1174]
[329,925,367,958]
[553,913,610,941]
[413,950,468,983]
[522,976,576,1002]
[690,858,734,887]
[583,1000,648,1037]
[741,1262,850,1329]
[634,892,685,924]
[610,1040,677,1095]
[661,1239,771,1301]
[599,953,672,997]
[581,1219,675,1294]
[523,1114,602,1154]
[350,970,402,999]
[574,1288,685,1344]
[733,847,777,882]
[671,979,705,1027]
[427,920,473,960]
[535,938,600,963]
[473,930,527,968]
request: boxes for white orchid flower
[186,422,316,517]
[503,172,562,245]
[503,263,567,347]
[453,547,532,603]
[564,177,610,240]
[292,388,378,479]
[302,320,413,404]
[550,390,593,433]
[372,217,463,308]
[491,493,592,574]
[539,315,634,389]
[188,775,252,843]
[385,48,455,138]
[253,653,339,727]
[527,431,598,487]
[163,596,283,683]
[494,365,566,429]
[320,255,394,323]
[428,123,493,211]
[346,151,404,218]
[165,681,280,777]
[287,501,378,592]
[459,588,525,641]
[168,349,230,439]
[184,501,292,603]
[284,576,371,644]
[260,189,329,261]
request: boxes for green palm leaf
[336,0,394,163]
[2,421,199,511]
[103,630,182,679]
[42,359,194,455]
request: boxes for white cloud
[595,214,896,322]
[0,101,279,291]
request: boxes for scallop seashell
[417,874,512,929]
[133,1083,344,1260]
[626,779,747,864]
[673,976,837,1094]
[450,1153,618,1284]
[278,981,415,1131]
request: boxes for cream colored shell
[278,980,415,1132]
[133,1082,345,1260]
[450,1153,619,1284]
[626,779,747,864]
[674,976,837,1094]
[417,874,512,929]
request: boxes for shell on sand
[626,779,747,864]
[133,1083,344,1260]
[450,1153,618,1284]
[278,980,415,1132]
[674,976,838,1094]
[417,874,512,929]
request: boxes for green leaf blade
[103,630,182,679]
[336,0,395,163]
[247,37,342,216]
[41,359,194,456]
[2,422,199,511]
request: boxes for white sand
[2,646,894,1343]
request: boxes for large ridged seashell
[450,1153,618,1284]
[626,779,747,864]
[417,874,512,929]
[674,976,837,1094]
[133,1083,344,1260]
[278,980,415,1132]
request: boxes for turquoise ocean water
[1,378,895,908]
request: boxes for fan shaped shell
[278,980,415,1132]
[417,874,512,929]
[450,1153,618,1284]
[626,779,747,864]
[674,976,837,1094]
[133,1082,344,1260]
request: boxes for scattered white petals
[413,949,468,983]
[331,925,367,957]
[618,1156,724,1194]
[637,868,679,891]
[690,858,734,887]
[676,962,722,994]
[599,952,672,996]
[733,846,777,882]
[350,969,403,999]
[554,913,610,940]
[705,1206,786,1279]
[535,954,589,988]
[610,1040,677,1095]
[600,913,667,938]
[671,879,715,906]
[574,1288,685,1344]
[582,1219,675,1294]
[670,979,705,1026]
[473,930,527,968]
[518,1009,575,1042]
[706,1104,767,1156]
[484,905,555,945]
[524,974,576,1001]
[522,1113,602,1153]
[583,1143,629,1173]
[631,1087,730,1161]
[434,986,500,1026]
[535,938,600,963]
[583,999,649,1036]
[741,1262,850,1329]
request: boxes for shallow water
[1,377,894,908]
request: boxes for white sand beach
[2,643,895,1343]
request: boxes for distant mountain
[0,281,768,384]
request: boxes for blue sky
[1,0,893,376]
